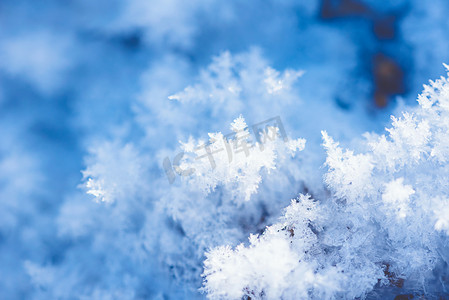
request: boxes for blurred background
[0,0,449,298]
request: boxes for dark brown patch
[320,0,406,107]
[384,263,405,288]
[394,295,414,300]
[373,53,405,108]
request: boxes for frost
[382,178,414,219]
[176,115,305,202]
[202,195,341,300]
[264,67,304,94]
[322,131,374,202]
[167,50,304,117]
[6,1,449,299]
[433,198,449,234]
[85,178,107,200]
[82,142,149,203]
[202,66,449,299]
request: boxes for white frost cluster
[202,195,342,300]
[82,141,149,203]
[202,65,449,298]
[154,115,308,289]
[167,50,304,117]
[177,115,305,202]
